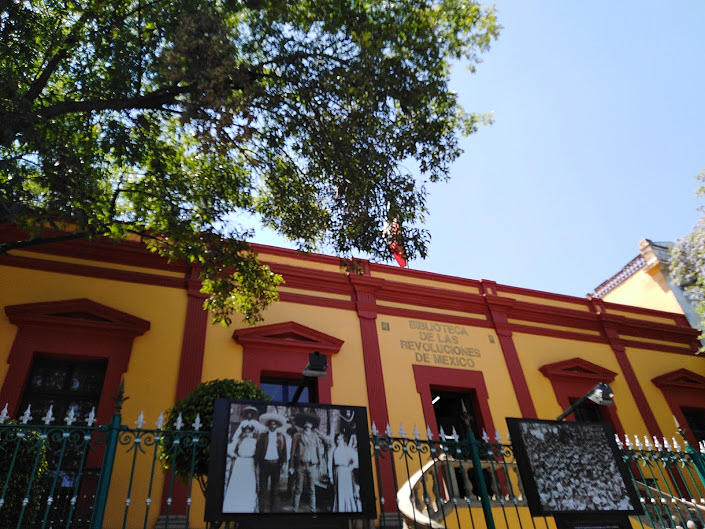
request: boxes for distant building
[591,239,701,333]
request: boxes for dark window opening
[431,389,482,440]
[569,397,605,424]
[431,389,494,498]
[19,355,107,423]
[682,407,705,444]
[260,376,318,404]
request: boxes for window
[1,299,149,424]
[233,321,343,405]
[570,397,604,424]
[540,357,624,435]
[260,376,318,404]
[682,407,705,444]
[19,355,106,423]
[652,369,705,447]
[431,389,482,440]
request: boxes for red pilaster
[162,266,209,515]
[174,267,209,401]
[480,280,537,418]
[590,299,663,438]
[348,269,397,512]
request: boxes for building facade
[2,227,704,527]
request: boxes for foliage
[1,0,499,324]
[160,379,269,493]
[671,169,705,347]
[0,423,49,528]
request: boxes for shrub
[160,379,269,494]
[0,423,49,528]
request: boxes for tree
[671,169,705,347]
[160,379,270,494]
[1,0,499,324]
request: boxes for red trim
[590,300,663,438]
[0,225,186,273]
[652,369,705,447]
[173,269,209,401]
[3,229,699,353]
[412,365,495,439]
[0,254,186,289]
[348,272,398,512]
[480,282,537,418]
[0,299,149,425]
[539,357,624,435]
[234,321,343,405]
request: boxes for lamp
[289,352,327,404]
[556,382,614,421]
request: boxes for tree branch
[36,85,191,121]
[24,10,93,104]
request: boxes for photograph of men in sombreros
[221,402,364,514]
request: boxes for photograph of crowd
[220,402,371,515]
[509,420,636,514]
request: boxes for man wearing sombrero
[254,413,287,512]
[289,413,328,512]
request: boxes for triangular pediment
[652,369,705,391]
[5,299,150,335]
[233,321,343,355]
[540,357,617,382]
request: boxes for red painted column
[590,300,663,438]
[348,270,397,513]
[174,266,210,401]
[480,280,537,418]
[161,266,209,515]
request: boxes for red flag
[383,220,407,267]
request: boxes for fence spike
[439,425,447,440]
[175,413,184,430]
[614,434,623,449]
[65,407,76,426]
[86,407,96,426]
[481,429,490,443]
[193,413,202,432]
[426,425,434,440]
[371,422,378,436]
[653,436,662,450]
[412,425,420,439]
[672,437,681,451]
[700,441,705,454]
[135,411,145,429]
[644,435,652,449]
[663,437,671,451]
[495,429,502,444]
[42,404,55,425]
[156,412,165,430]
[451,426,459,441]
[633,435,641,449]
[385,423,392,437]
[398,423,406,437]
[0,403,9,424]
[20,404,32,424]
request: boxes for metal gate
[2,399,704,529]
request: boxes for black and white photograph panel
[515,420,633,513]
[221,402,365,515]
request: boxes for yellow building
[1,227,704,528]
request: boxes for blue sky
[251,1,705,298]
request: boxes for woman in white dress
[330,433,360,512]
[222,425,258,512]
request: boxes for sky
[249,1,705,298]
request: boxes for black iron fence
[1,401,704,529]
